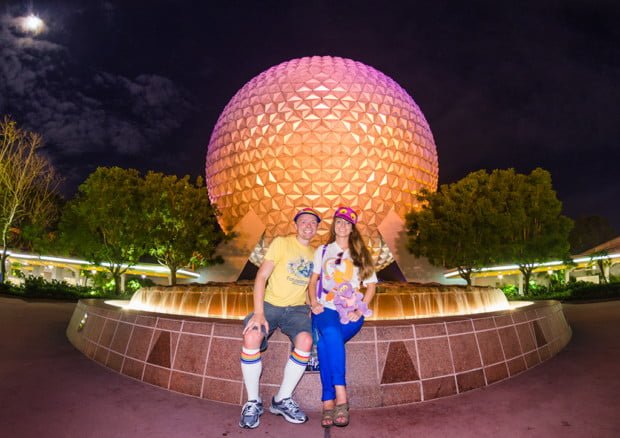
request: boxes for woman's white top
[312,242,377,310]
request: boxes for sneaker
[269,397,308,424]
[239,400,263,429]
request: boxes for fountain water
[125,282,511,320]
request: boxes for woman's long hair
[327,221,375,280]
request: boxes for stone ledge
[67,299,571,409]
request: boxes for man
[239,207,321,429]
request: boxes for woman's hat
[334,206,358,225]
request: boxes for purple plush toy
[332,282,373,324]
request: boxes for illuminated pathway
[1,296,618,437]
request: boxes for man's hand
[243,312,269,335]
[311,303,324,315]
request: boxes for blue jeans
[312,308,364,401]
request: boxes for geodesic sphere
[205,56,438,269]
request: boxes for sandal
[333,403,349,427]
[321,408,334,428]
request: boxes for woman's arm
[362,281,376,306]
[349,281,376,322]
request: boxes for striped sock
[240,347,262,401]
[275,348,310,402]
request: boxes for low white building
[1,249,200,291]
[444,236,620,294]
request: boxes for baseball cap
[293,207,321,223]
[333,206,358,224]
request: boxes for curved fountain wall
[66,293,571,408]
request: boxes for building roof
[576,236,620,257]
[3,249,200,280]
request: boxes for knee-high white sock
[275,348,310,402]
[240,347,262,401]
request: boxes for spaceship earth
[205,56,438,268]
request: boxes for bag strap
[316,244,327,299]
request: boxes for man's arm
[308,272,324,314]
[242,259,275,335]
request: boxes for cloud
[0,13,193,157]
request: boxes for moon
[21,14,45,34]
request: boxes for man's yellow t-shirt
[264,235,315,307]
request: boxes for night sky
[1,1,619,229]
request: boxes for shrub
[528,282,548,296]
[501,284,521,300]
[81,271,116,294]
[1,276,122,300]
[501,280,620,302]
[565,282,620,301]
[19,276,93,299]
[78,271,154,297]
[0,281,14,295]
[1,274,154,301]
[126,276,156,294]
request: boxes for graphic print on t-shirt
[322,256,354,302]
[287,256,313,286]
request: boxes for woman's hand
[347,309,362,322]
[311,303,324,315]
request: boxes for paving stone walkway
[1,296,618,437]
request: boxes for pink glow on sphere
[206,56,438,267]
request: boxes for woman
[308,206,377,428]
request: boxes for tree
[0,116,60,283]
[12,193,65,254]
[497,168,573,294]
[406,170,501,286]
[59,167,149,294]
[406,168,573,293]
[143,172,226,285]
[569,216,616,254]
[588,250,612,284]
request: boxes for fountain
[66,56,571,408]
[124,282,512,320]
[67,281,570,408]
